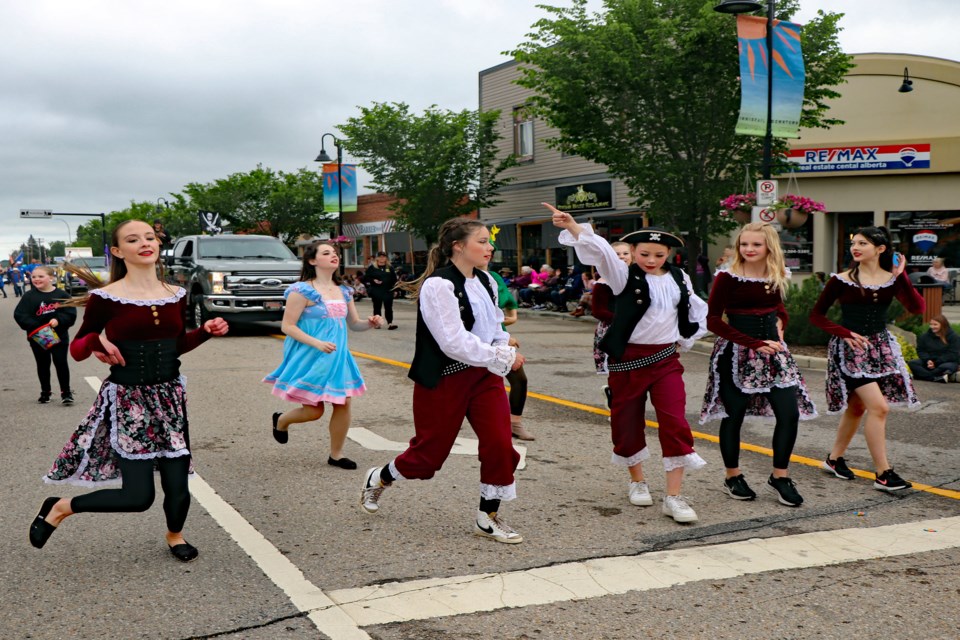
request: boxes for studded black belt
[607,344,677,372]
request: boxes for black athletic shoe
[60,391,74,406]
[821,455,854,480]
[723,474,756,500]
[601,385,612,410]
[766,475,803,507]
[874,468,912,492]
[38,392,51,404]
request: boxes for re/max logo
[803,148,879,162]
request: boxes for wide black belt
[840,304,887,336]
[441,361,472,377]
[109,339,181,386]
[607,344,677,372]
[727,312,779,340]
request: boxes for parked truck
[164,234,301,328]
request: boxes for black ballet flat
[272,412,288,444]
[168,542,199,563]
[327,456,358,470]
[29,497,60,549]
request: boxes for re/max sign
[803,148,878,162]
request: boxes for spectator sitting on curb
[907,314,960,382]
[512,266,534,306]
[531,267,562,310]
[550,265,585,312]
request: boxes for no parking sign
[757,179,778,205]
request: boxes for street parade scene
[2,1,960,639]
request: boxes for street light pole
[714,0,775,179]
[315,133,345,275]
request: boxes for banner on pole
[322,164,358,214]
[735,15,805,139]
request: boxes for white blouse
[418,274,516,376]
[558,224,708,351]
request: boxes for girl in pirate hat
[549,203,707,523]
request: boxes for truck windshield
[71,257,108,268]
[198,238,295,260]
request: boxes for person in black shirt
[363,251,399,329]
[13,266,77,404]
[908,314,960,382]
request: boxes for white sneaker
[474,510,523,544]
[628,481,653,506]
[360,467,388,514]
[662,495,698,523]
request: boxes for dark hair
[400,217,486,300]
[299,241,343,284]
[849,226,894,294]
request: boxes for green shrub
[886,300,923,335]
[897,334,918,371]
[783,278,839,346]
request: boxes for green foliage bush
[783,278,838,346]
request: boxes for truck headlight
[210,272,226,294]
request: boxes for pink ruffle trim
[267,383,366,406]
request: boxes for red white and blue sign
[787,144,930,173]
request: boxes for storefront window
[888,211,960,271]
[780,216,814,273]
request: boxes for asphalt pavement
[1,294,958,640]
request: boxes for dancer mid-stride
[550,204,708,524]
[359,217,527,543]
[29,220,228,562]
[810,226,923,492]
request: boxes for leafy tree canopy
[509,0,852,270]
[337,102,515,245]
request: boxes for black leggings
[371,292,394,324]
[717,346,799,470]
[505,364,527,416]
[30,339,70,394]
[70,456,192,533]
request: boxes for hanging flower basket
[767,194,826,229]
[720,193,756,225]
[332,235,355,248]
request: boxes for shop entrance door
[836,212,875,272]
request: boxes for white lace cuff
[480,481,517,501]
[388,460,406,482]
[677,337,696,353]
[663,452,707,472]
[487,344,516,377]
[611,447,650,467]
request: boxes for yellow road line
[271,335,960,501]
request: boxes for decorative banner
[735,15,805,139]
[198,211,223,235]
[322,163,358,214]
[787,143,931,173]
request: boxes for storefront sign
[555,181,613,212]
[342,220,397,237]
[889,215,957,267]
[787,144,930,173]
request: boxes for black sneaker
[38,392,51,404]
[821,455,854,480]
[874,468,912,492]
[723,474,756,500]
[766,475,803,507]
[60,391,74,406]
[601,385,612,410]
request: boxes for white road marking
[84,376,369,640]
[348,427,527,470]
[326,516,960,627]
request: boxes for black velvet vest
[598,264,699,359]
[408,266,496,388]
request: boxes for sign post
[19,209,53,218]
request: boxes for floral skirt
[825,331,919,414]
[43,376,192,486]
[593,321,610,375]
[700,338,818,424]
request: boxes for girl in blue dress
[264,241,385,469]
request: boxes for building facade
[479,52,960,280]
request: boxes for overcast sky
[3,0,958,258]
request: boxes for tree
[49,240,66,258]
[337,102,516,245]
[509,0,853,276]
[182,165,329,242]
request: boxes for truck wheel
[191,294,209,330]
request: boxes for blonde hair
[611,241,632,264]
[731,222,789,297]
[400,217,486,300]
[33,265,57,278]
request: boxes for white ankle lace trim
[663,452,707,472]
[387,460,405,482]
[611,447,650,467]
[480,482,516,501]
